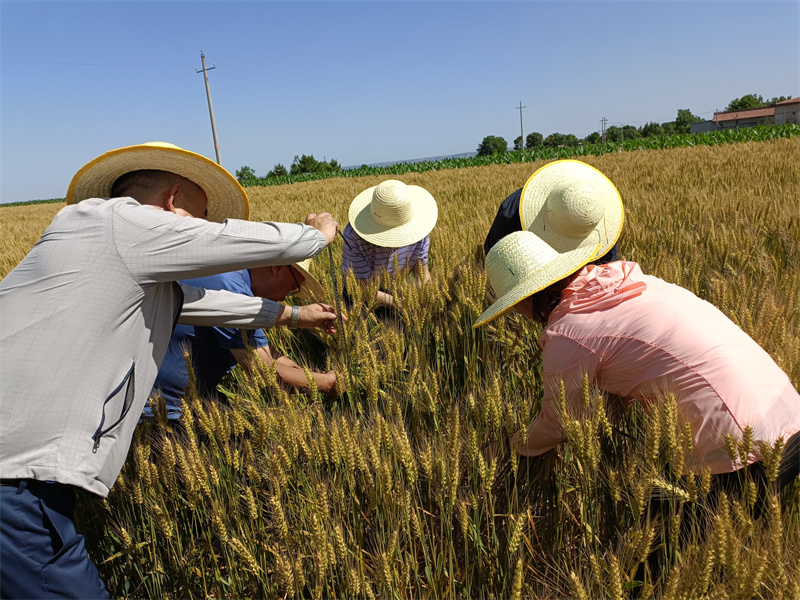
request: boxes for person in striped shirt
[341,180,438,308]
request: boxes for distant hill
[344,151,477,170]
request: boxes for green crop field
[2,135,799,599]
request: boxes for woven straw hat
[348,180,438,247]
[520,160,623,259]
[66,142,249,222]
[292,259,324,301]
[473,230,599,328]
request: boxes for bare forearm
[274,356,314,389]
[356,278,395,307]
[275,357,338,394]
[231,346,337,394]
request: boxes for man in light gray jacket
[0,142,341,598]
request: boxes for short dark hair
[527,278,571,322]
[110,169,183,199]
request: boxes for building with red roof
[691,96,799,133]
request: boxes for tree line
[236,93,792,180]
[236,154,342,184]
[476,93,792,157]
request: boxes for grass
[2,136,799,598]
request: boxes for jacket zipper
[92,362,135,453]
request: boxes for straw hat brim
[348,184,438,247]
[520,159,623,259]
[292,260,324,301]
[66,142,249,223]
[473,241,599,328]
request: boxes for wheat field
[2,138,799,598]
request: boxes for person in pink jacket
[474,161,800,487]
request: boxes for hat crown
[486,231,558,298]
[369,180,414,227]
[546,181,604,239]
[142,141,181,150]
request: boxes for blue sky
[1,0,798,203]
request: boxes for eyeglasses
[287,266,302,297]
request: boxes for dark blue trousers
[0,480,108,599]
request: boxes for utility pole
[517,101,526,150]
[196,51,221,164]
[600,117,608,142]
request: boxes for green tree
[267,164,288,178]
[604,126,621,143]
[543,132,567,147]
[584,132,601,145]
[526,132,543,149]
[315,158,342,173]
[560,134,579,147]
[674,108,703,134]
[513,136,523,151]
[235,166,257,183]
[640,121,664,138]
[289,154,342,175]
[290,154,321,175]
[726,94,766,111]
[476,135,508,156]
[726,94,791,111]
[661,121,677,136]
[622,125,641,141]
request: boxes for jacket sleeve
[112,200,327,283]
[515,331,600,457]
[177,284,280,329]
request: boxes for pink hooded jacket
[515,261,800,474]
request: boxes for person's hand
[297,303,347,334]
[305,212,339,245]
[316,370,340,396]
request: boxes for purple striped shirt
[341,224,430,279]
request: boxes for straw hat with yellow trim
[520,160,623,259]
[473,230,599,328]
[66,142,249,222]
[348,179,438,247]
[292,259,324,301]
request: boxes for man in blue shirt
[146,259,338,420]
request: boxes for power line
[517,101,526,149]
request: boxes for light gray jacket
[0,197,326,496]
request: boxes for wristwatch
[289,305,300,329]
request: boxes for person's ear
[271,265,283,277]
[163,184,182,214]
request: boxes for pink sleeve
[515,331,600,457]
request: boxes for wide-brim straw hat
[66,142,249,222]
[473,230,599,328]
[520,160,623,259]
[348,179,438,247]
[292,259,324,301]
